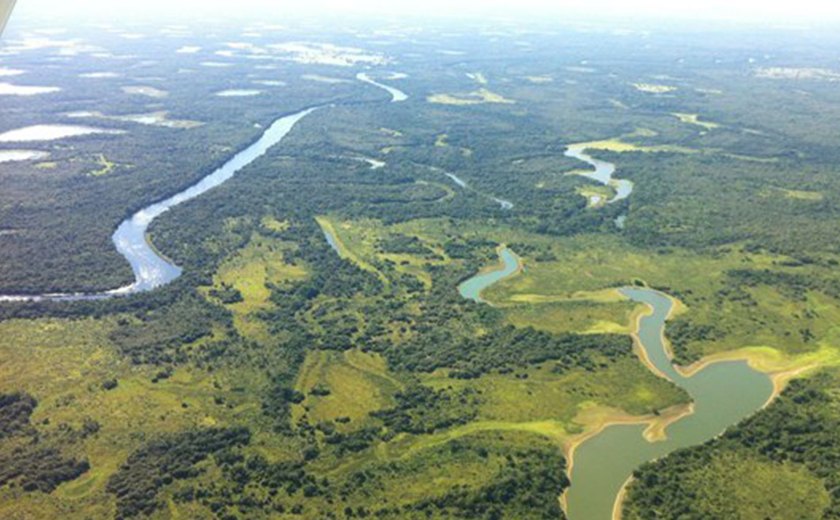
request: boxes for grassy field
[571,135,696,154]
[293,349,401,430]
[315,216,390,286]
[422,358,685,424]
[0,317,261,518]
[672,112,721,130]
[482,233,840,362]
[427,88,516,105]
[209,230,308,342]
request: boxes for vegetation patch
[87,154,117,177]
[293,349,400,429]
[631,82,677,93]
[211,230,307,340]
[572,137,695,154]
[484,234,840,364]
[671,112,720,130]
[106,427,250,518]
[0,392,37,438]
[427,88,515,105]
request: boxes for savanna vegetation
[2,12,840,520]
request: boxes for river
[457,253,774,520]
[0,107,318,302]
[564,287,772,520]
[441,170,514,210]
[458,246,520,302]
[565,144,633,203]
[2,68,775,520]
[356,72,408,102]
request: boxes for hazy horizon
[6,0,840,28]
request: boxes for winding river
[565,145,633,203]
[458,253,774,520]
[356,72,408,102]
[0,74,408,302]
[0,107,318,302]
[458,246,520,302]
[439,169,514,210]
[565,288,772,520]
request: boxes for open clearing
[0,125,123,142]
[121,85,168,98]
[428,88,515,105]
[67,110,203,129]
[0,150,50,163]
[672,112,720,130]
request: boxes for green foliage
[0,392,37,438]
[379,234,433,256]
[665,319,725,365]
[8,18,840,520]
[208,283,244,304]
[373,385,481,433]
[388,434,569,520]
[108,294,228,365]
[392,325,632,379]
[0,391,90,493]
[106,427,250,518]
[0,446,90,493]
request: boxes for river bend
[0,74,409,302]
[457,252,773,520]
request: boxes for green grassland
[292,349,401,430]
[0,317,257,518]
[421,358,685,424]
[0,208,692,519]
[207,228,307,342]
[483,233,840,364]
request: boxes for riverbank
[627,290,686,379]
[607,358,822,520]
[562,399,694,473]
[458,245,524,303]
[605,289,836,520]
[480,245,524,276]
[626,288,833,407]
[676,346,835,405]
[559,292,692,516]
[611,476,634,520]
[558,401,692,514]
[315,215,389,287]
[564,144,634,203]
[564,287,775,520]
[633,290,834,399]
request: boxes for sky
[8,0,840,25]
